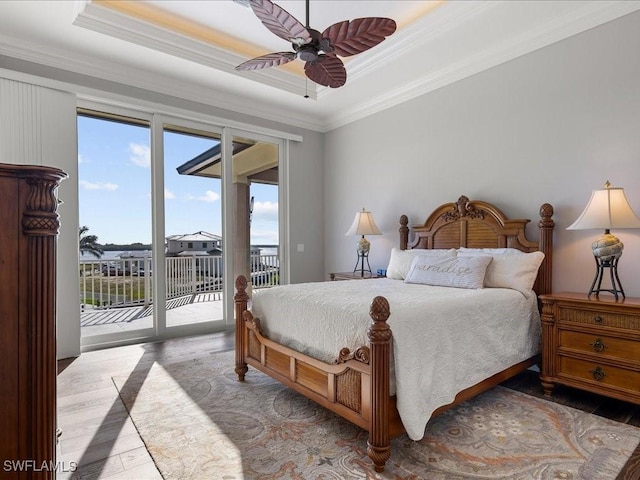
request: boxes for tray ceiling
[0,1,638,132]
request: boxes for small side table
[329,272,381,281]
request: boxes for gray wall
[289,132,325,283]
[324,10,640,297]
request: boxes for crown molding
[73,0,317,100]
[0,33,324,132]
[321,1,640,131]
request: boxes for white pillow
[404,255,493,289]
[386,248,456,280]
[457,248,545,293]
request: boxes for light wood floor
[57,331,640,479]
[56,331,235,480]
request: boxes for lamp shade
[567,183,640,231]
[345,208,382,236]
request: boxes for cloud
[253,200,278,221]
[80,180,119,191]
[129,143,150,167]
[196,190,220,203]
[145,188,176,200]
[78,154,86,164]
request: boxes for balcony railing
[79,254,279,310]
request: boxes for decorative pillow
[386,248,456,280]
[457,248,545,293]
[404,255,493,289]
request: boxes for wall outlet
[297,244,304,252]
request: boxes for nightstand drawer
[558,330,640,362]
[558,356,640,390]
[557,306,640,329]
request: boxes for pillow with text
[404,255,493,289]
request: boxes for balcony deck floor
[81,293,224,336]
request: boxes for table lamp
[567,181,640,299]
[345,208,382,277]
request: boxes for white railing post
[166,257,173,300]
[144,257,151,307]
[191,255,197,294]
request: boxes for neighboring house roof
[176,142,252,178]
[166,231,221,242]
[177,250,211,256]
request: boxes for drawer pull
[590,366,606,381]
[594,316,603,324]
[589,338,606,353]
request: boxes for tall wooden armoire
[0,163,67,479]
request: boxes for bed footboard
[234,276,397,472]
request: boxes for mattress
[250,278,541,440]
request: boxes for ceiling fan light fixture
[297,46,318,63]
[235,0,396,89]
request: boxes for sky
[78,115,279,246]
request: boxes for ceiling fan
[235,0,397,89]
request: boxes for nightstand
[329,272,381,281]
[539,292,640,405]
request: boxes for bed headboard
[399,196,555,296]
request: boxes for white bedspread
[250,278,541,441]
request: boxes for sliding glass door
[79,107,288,349]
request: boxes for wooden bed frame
[234,195,555,472]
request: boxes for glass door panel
[163,126,224,329]
[230,134,280,294]
[78,112,153,339]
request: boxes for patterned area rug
[112,351,640,479]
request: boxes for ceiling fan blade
[249,0,311,45]
[322,17,397,57]
[235,52,296,71]
[304,55,346,88]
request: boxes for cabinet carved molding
[0,163,66,479]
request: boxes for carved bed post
[234,275,249,381]
[399,215,409,251]
[537,203,555,296]
[539,296,557,396]
[367,296,392,472]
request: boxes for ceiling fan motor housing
[293,28,322,62]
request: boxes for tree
[79,225,103,259]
